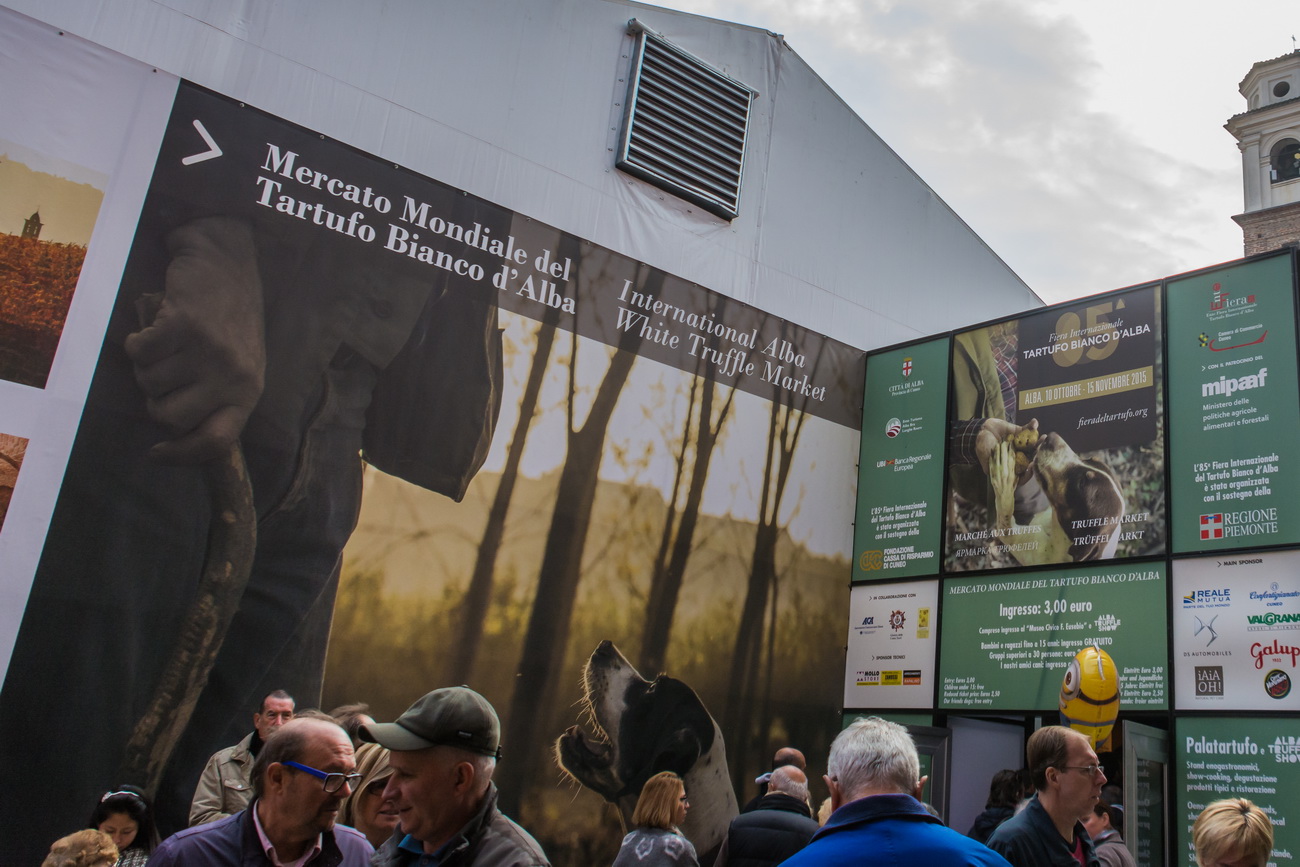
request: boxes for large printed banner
[1173,550,1300,710]
[0,22,864,865]
[1167,254,1300,553]
[844,579,939,708]
[1176,717,1297,866]
[853,339,948,580]
[944,285,1164,572]
[939,562,1167,710]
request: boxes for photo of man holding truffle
[944,285,1165,571]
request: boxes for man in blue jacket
[781,717,1012,867]
[152,718,373,866]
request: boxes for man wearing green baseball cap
[360,687,549,866]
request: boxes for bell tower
[1226,50,1300,254]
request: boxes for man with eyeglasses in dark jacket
[153,718,373,866]
[986,726,1103,867]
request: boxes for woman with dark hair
[966,769,1021,843]
[611,771,699,866]
[88,787,157,867]
[1083,800,1136,867]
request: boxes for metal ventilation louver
[617,21,756,220]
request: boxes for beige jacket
[189,732,255,826]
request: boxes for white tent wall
[2,0,1041,349]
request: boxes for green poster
[1176,717,1298,866]
[938,563,1167,710]
[1168,254,1300,552]
[853,338,949,580]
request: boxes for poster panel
[944,285,1164,572]
[853,338,949,580]
[1176,717,1297,866]
[0,75,864,863]
[844,579,940,708]
[1173,550,1300,711]
[1167,254,1300,553]
[939,562,1167,710]
[0,8,178,684]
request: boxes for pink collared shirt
[252,804,323,867]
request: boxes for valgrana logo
[1201,367,1267,398]
[1248,612,1300,625]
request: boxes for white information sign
[844,579,939,709]
[1172,550,1300,710]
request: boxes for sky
[648,0,1298,304]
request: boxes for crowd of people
[40,686,547,867]
[40,698,1276,867]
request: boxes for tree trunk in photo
[496,267,654,816]
[639,371,734,677]
[723,347,812,795]
[447,303,559,685]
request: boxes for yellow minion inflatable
[1058,644,1120,752]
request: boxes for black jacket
[967,805,1015,844]
[715,793,818,867]
[986,795,1100,867]
[370,783,548,867]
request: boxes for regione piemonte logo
[902,357,912,378]
[885,418,902,437]
[1200,513,1224,540]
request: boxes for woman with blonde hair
[1193,798,1274,867]
[339,742,399,848]
[41,830,118,867]
[611,771,699,866]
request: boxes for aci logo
[1200,514,1224,540]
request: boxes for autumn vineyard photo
[0,232,86,388]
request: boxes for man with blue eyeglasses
[987,726,1104,867]
[154,718,374,866]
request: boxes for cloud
[656,0,1241,302]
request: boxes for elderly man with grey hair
[361,686,549,866]
[715,765,819,866]
[780,717,1012,867]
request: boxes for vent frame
[616,20,757,221]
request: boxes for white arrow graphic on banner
[181,119,223,165]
